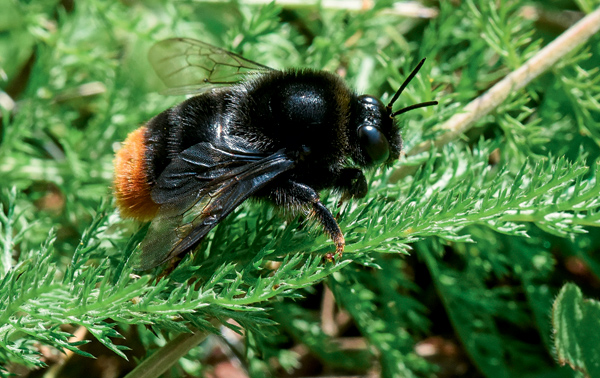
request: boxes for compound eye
[358,125,390,165]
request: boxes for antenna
[386,58,438,118]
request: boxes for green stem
[124,327,214,378]
[0,188,16,276]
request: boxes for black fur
[125,38,436,269]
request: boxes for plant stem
[123,328,212,378]
[0,188,16,276]
[391,6,600,182]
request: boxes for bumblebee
[114,38,436,270]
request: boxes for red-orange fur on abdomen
[114,127,159,221]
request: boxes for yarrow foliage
[1,0,600,377]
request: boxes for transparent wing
[148,37,276,94]
[133,142,294,270]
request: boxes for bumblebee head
[353,58,437,168]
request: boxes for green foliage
[552,283,600,378]
[1,0,600,377]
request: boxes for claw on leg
[334,235,345,258]
[325,234,345,262]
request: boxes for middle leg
[270,180,345,260]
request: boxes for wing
[133,139,294,270]
[149,38,276,95]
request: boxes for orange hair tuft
[114,127,160,221]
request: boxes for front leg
[334,168,368,202]
[272,181,345,260]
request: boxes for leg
[270,181,345,260]
[312,200,345,260]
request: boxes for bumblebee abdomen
[114,126,159,221]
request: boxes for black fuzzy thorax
[144,69,357,191]
[228,69,354,190]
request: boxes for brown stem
[391,6,600,183]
